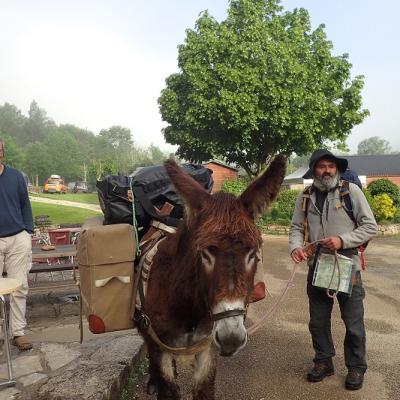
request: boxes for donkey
[136,155,286,399]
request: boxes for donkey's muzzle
[215,330,247,357]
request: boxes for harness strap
[211,309,247,321]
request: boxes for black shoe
[307,359,334,382]
[345,369,364,390]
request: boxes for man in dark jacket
[0,138,34,351]
[289,149,377,390]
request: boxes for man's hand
[320,236,342,251]
[291,248,308,263]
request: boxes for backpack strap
[339,180,356,224]
[302,185,312,245]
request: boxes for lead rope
[246,261,297,336]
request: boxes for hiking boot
[12,336,33,351]
[345,368,364,390]
[307,359,334,382]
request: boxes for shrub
[371,193,397,221]
[394,208,400,223]
[220,177,249,197]
[274,189,300,219]
[367,179,400,205]
[362,188,374,210]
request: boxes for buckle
[134,309,151,331]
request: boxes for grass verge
[31,202,102,225]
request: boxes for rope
[129,177,141,258]
[246,262,297,336]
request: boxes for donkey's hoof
[146,378,158,395]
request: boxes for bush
[362,188,375,211]
[274,189,300,219]
[220,177,249,197]
[371,193,397,221]
[367,179,400,205]
[394,208,400,223]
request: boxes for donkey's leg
[147,343,180,399]
[147,343,160,395]
[192,346,217,400]
[157,351,180,400]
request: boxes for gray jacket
[289,182,378,271]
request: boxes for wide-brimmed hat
[302,149,348,179]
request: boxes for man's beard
[313,171,340,191]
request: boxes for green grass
[31,202,102,225]
[30,192,99,205]
[118,356,149,400]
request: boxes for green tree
[99,126,134,174]
[99,126,133,149]
[24,142,53,184]
[24,100,56,143]
[0,103,27,146]
[0,133,24,169]
[159,0,368,177]
[357,136,392,155]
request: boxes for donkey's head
[164,155,286,356]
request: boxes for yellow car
[43,175,68,194]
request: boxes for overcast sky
[0,0,399,153]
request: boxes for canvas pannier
[77,216,136,334]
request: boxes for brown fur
[137,155,286,400]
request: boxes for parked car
[43,175,68,194]
[73,181,89,193]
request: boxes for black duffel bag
[96,163,213,232]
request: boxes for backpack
[96,163,213,234]
[340,169,362,189]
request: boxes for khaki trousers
[0,230,32,337]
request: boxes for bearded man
[289,149,377,391]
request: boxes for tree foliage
[159,0,368,176]
[0,101,169,186]
[0,132,24,169]
[357,136,392,155]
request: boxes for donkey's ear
[239,154,287,219]
[164,159,210,215]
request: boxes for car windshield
[48,179,60,184]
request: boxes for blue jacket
[0,164,34,237]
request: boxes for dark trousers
[307,269,367,372]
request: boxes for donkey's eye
[201,248,215,273]
[244,250,257,271]
[246,250,256,262]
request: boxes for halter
[210,308,248,321]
